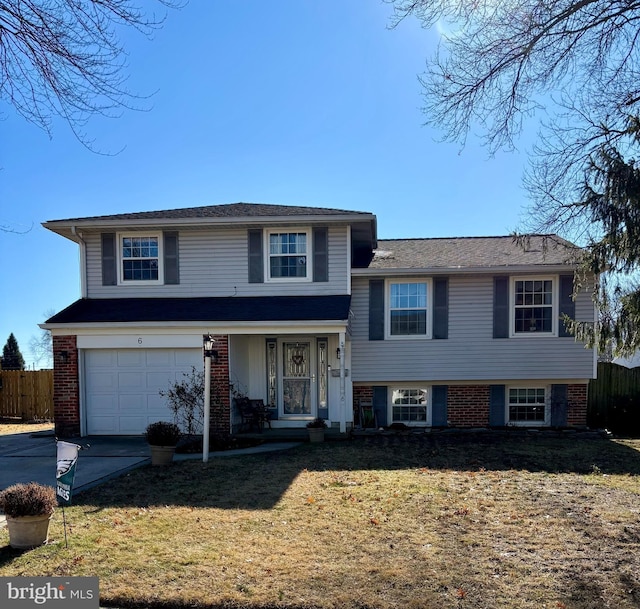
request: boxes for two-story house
[42,203,595,437]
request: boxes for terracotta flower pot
[6,513,53,549]
[149,445,176,466]
[308,428,325,443]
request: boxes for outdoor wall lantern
[202,334,217,464]
[58,350,69,363]
[203,335,218,363]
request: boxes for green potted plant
[0,482,57,549]
[306,417,328,443]
[145,421,181,466]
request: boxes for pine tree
[2,333,26,370]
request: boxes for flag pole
[62,505,68,549]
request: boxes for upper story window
[512,277,556,335]
[118,234,162,284]
[387,280,429,337]
[267,231,310,281]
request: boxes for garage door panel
[118,416,148,434]
[88,416,119,435]
[118,393,145,410]
[146,350,172,366]
[147,371,176,391]
[85,348,202,435]
[88,351,117,366]
[86,371,116,390]
[175,350,201,366]
[88,395,118,414]
[117,351,145,367]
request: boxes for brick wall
[567,383,588,427]
[353,386,373,426]
[209,335,231,436]
[447,385,490,427]
[53,335,80,437]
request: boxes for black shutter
[248,230,264,283]
[433,278,449,339]
[493,277,509,338]
[372,386,387,427]
[432,385,448,426]
[313,227,328,282]
[163,231,180,285]
[559,275,575,337]
[489,385,506,426]
[101,233,117,286]
[369,280,385,340]
[551,384,568,427]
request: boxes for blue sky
[0,1,531,368]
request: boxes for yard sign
[56,440,80,506]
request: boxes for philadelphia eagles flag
[56,441,80,506]
[56,440,81,548]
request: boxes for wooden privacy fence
[588,362,640,434]
[0,370,53,420]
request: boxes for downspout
[70,226,87,298]
[339,332,346,433]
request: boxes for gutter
[71,226,87,298]
[351,264,579,276]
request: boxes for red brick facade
[209,335,231,436]
[353,383,589,428]
[447,385,490,427]
[567,384,588,427]
[52,335,81,437]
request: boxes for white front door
[280,340,316,419]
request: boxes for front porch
[235,426,351,443]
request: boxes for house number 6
[138,338,143,345]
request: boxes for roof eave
[42,320,350,332]
[351,263,580,276]
[43,212,377,240]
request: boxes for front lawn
[1,433,640,609]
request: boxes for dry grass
[1,433,640,609]
[0,420,53,435]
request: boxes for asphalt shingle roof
[47,295,352,324]
[368,235,579,270]
[47,203,371,224]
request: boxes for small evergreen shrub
[0,482,57,517]
[145,421,181,446]
[306,417,328,429]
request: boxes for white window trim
[117,232,164,285]
[505,384,551,427]
[388,385,431,426]
[509,276,558,338]
[265,228,312,283]
[385,278,432,340]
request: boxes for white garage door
[85,348,202,435]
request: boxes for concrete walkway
[0,432,300,527]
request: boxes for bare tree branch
[0,0,182,148]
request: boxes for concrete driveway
[0,431,151,494]
[0,431,301,495]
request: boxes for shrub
[145,421,181,446]
[306,417,328,429]
[0,482,57,517]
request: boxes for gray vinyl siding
[85,226,349,297]
[350,275,595,382]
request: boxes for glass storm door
[281,341,315,417]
